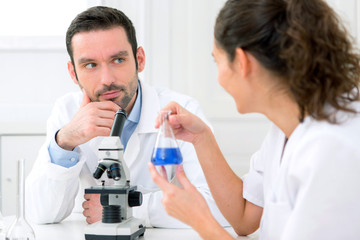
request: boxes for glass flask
[6,159,35,240]
[151,110,183,165]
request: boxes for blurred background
[0,0,359,216]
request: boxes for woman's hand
[155,101,211,145]
[149,163,211,227]
[149,163,232,239]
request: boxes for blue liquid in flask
[151,147,183,165]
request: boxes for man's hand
[56,90,119,150]
[82,193,102,224]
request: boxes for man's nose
[100,65,116,85]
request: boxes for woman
[149,0,360,239]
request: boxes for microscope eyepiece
[106,170,112,179]
[110,109,127,137]
[93,163,106,179]
[110,163,121,181]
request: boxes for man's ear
[136,46,146,73]
[67,61,79,85]
[234,48,251,78]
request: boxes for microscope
[84,109,146,240]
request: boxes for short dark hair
[66,6,138,70]
[215,0,360,123]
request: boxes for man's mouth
[101,90,122,100]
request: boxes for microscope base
[85,217,145,240]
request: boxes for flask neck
[16,159,25,220]
[160,111,172,138]
[161,112,169,128]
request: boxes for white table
[4,214,259,240]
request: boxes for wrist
[56,129,76,151]
[194,214,231,240]
[193,126,215,150]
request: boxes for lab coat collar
[136,80,160,134]
[280,117,310,167]
[122,80,159,170]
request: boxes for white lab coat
[26,81,228,228]
[243,102,360,239]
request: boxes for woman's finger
[176,164,193,189]
[148,162,172,191]
[154,101,182,128]
[160,166,168,179]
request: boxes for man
[25,6,228,228]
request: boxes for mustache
[95,84,125,98]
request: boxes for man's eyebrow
[110,51,129,59]
[78,57,95,65]
[77,51,130,65]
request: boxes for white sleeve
[281,133,360,240]
[25,96,84,224]
[242,150,265,208]
[242,125,282,208]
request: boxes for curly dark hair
[215,0,360,122]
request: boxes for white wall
[0,0,359,215]
[1,135,45,216]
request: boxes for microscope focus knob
[128,191,143,207]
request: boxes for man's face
[68,27,144,112]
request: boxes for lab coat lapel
[124,81,160,169]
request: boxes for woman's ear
[234,48,251,78]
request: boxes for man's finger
[84,194,91,200]
[81,89,91,107]
[82,201,88,209]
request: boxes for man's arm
[25,139,83,223]
[26,91,119,223]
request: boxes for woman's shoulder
[304,101,360,144]
[290,108,360,168]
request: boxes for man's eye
[114,58,124,64]
[85,63,96,69]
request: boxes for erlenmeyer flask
[6,159,35,240]
[151,110,183,165]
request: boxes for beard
[85,73,138,110]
